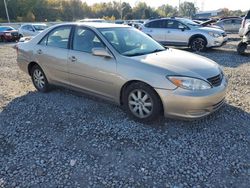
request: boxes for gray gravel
[0,35,250,187]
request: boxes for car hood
[130,49,221,79]
[198,26,224,33]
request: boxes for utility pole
[179,0,181,11]
[120,0,123,20]
[4,0,10,23]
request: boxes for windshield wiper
[147,48,166,54]
[125,49,166,57]
[125,52,147,57]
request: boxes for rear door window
[39,26,72,49]
[146,20,166,28]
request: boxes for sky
[83,0,250,11]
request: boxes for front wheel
[31,65,50,92]
[123,82,162,122]
[190,37,207,52]
[237,42,247,55]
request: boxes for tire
[123,82,162,122]
[190,37,207,52]
[30,65,50,92]
[237,42,247,55]
[0,36,6,43]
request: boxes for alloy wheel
[128,89,153,118]
[191,38,205,51]
[33,69,45,89]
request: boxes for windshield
[98,27,165,56]
[33,24,47,31]
[178,18,201,28]
[0,26,14,32]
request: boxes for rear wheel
[237,42,247,55]
[123,82,162,122]
[190,37,207,52]
[31,65,50,92]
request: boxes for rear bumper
[155,77,228,119]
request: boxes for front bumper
[207,36,228,48]
[155,77,228,119]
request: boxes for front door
[68,27,117,100]
[165,20,189,46]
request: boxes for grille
[207,73,223,87]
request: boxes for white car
[239,10,250,37]
[18,23,48,37]
[140,18,227,51]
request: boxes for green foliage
[157,4,178,17]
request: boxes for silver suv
[141,18,228,51]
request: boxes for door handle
[167,31,171,33]
[37,49,42,54]
[69,56,77,62]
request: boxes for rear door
[143,20,167,44]
[34,25,72,85]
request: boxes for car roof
[56,22,130,29]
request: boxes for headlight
[167,76,212,90]
[4,32,12,36]
[208,32,221,38]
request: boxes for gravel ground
[0,35,250,187]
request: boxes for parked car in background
[214,17,242,33]
[133,22,143,29]
[141,18,227,51]
[18,23,48,37]
[199,19,222,30]
[0,26,20,42]
[239,10,250,37]
[16,22,227,121]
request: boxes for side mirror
[92,47,112,58]
[179,26,186,31]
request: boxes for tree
[121,2,132,20]
[132,2,158,19]
[157,4,178,17]
[179,2,197,18]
